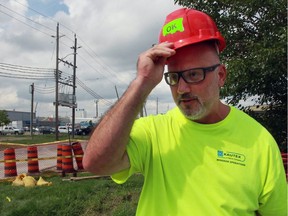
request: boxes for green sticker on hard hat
[162,18,184,36]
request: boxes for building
[5,110,35,128]
[3,110,70,129]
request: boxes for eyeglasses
[164,64,220,86]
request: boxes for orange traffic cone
[72,142,84,170]
[27,146,39,174]
[4,148,17,177]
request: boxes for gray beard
[179,105,206,121]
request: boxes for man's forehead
[167,42,219,66]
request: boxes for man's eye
[187,70,199,78]
[170,74,178,81]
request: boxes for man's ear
[218,64,227,87]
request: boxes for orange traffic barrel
[61,144,75,173]
[72,142,84,170]
[4,148,17,177]
[56,144,62,170]
[27,146,39,174]
[282,153,287,170]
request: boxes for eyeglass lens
[167,69,204,85]
[165,64,220,86]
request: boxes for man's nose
[177,77,190,94]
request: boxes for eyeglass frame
[164,64,221,86]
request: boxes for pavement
[0,140,88,179]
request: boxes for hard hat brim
[173,36,226,52]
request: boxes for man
[83,8,287,215]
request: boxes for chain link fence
[0,141,87,179]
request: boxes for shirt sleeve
[111,117,150,184]
[258,136,287,216]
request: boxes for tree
[0,110,11,126]
[174,0,287,151]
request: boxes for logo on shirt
[217,150,246,166]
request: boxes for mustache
[178,93,198,100]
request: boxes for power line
[0,9,53,37]
[76,54,118,86]
[11,0,75,42]
[0,2,122,107]
[0,61,113,106]
[34,84,55,94]
[58,70,114,106]
[0,63,73,81]
[0,3,55,33]
[2,1,129,89]
[77,37,131,86]
[13,0,76,35]
[0,63,54,72]
[0,63,55,80]
[1,1,75,48]
[76,78,114,106]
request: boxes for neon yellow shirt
[112,106,287,216]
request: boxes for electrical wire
[0,3,55,33]
[0,9,53,37]
[2,1,130,90]
[0,63,76,81]
[0,63,55,80]
[13,0,76,36]
[76,78,113,106]
[11,0,75,44]
[34,84,55,94]
[77,38,130,86]
[0,61,113,107]
[0,63,54,72]
[0,2,129,107]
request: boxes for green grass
[0,136,143,215]
[0,173,143,216]
[0,134,88,145]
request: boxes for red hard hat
[159,8,226,52]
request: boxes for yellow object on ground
[23,176,36,187]
[11,173,52,187]
[12,173,26,186]
[37,176,52,186]
[12,176,24,186]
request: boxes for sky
[0,0,182,119]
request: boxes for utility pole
[94,99,99,118]
[71,34,77,138]
[30,83,34,137]
[115,85,119,100]
[55,23,59,141]
[35,102,38,128]
[156,97,159,114]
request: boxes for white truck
[0,126,24,135]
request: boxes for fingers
[137,42,175,70]
[148,42,175,63]
[136,42,176,88]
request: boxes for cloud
[0,87,22,107]
[0,0,180,118]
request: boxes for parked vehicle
[0,126,24,135]
[58,126,72,133]
[38,126,54,134]
[23,127,39,132]
[75,125,93,136]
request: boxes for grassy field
[0,172,143,216]
[0,135,143,215]
[0,133,87,145]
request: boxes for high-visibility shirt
[112,106,287,216]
